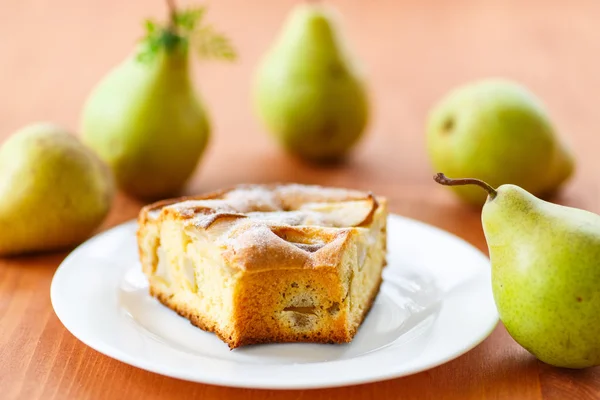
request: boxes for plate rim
[50,214,498,390]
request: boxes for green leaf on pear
[136,5,236,63]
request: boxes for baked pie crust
[137,184,387,349]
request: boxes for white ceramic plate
[51,214,498,390]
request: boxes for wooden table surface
[2,0,600,398]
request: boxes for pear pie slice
[137,184,387,349]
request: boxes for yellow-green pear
[427,79,574,206]
[0,123,114,256]
[81,4,235,200]
[254,3,369,162]
[435,173,600,369]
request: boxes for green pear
[254,3,369,162]
[427,79,574,206]
[81,4,235,200]
[435,173,600,369]
[81,47,209,200]
[0,123,114,256]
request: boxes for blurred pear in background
[427,79,574,206]
[254,3,369,164]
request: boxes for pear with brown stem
[435,172,600,369]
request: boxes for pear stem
[166,0,177,30]
[434,173,498,199]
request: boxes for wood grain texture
[1,0,600,399]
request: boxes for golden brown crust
[151,286,238,346]
[138,184,387,273]
[139,188,228,222]
[221,224,354,272]
[233,270,383,349]
[347,274,383,339]
[138,184,382,225]
[149,267,384,349]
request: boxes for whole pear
[81,45,209,200]
[80,2,238,200]
[427,79,574,206]
[254,3,369,162]
[435,173,600,369]
[0,123,114,256]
